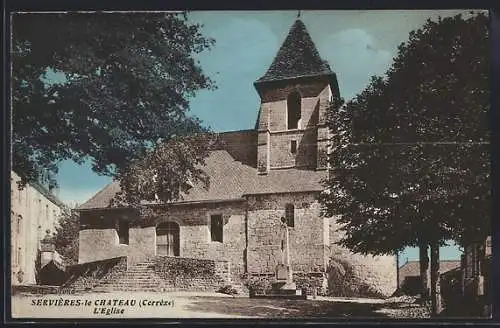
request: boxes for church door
[156,222,180,257]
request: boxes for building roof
[255,19,333,84]
[399,260,461,279]
[77,150,327,210]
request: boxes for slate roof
[77,150,326,210]
[399,260,461,283]
[256,19,333,84]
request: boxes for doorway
[156,221,180,256]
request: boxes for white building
[10,171,67,285]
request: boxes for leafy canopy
[12,12,215,188]
[320,12,490,255]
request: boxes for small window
[210,214,223,243]
[17,247,22,266]
[285,204,294,227]
[290,140,297,154]
[46,204,49,221]
[16,215,22,235]
[117,219,129,245]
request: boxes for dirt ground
[10,291,428,319]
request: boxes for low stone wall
[153,256,230,291]
[293,272,328,296]
[63,257,127,291]
[327,247,397,298]
[243,272,327,296]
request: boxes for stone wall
[78,229,129,264]
[328,216,397,298]
[153,256,229,291]
[153,202,247,276]
[64,257,127,291]
[78,202,247,275]
[128,227,156,266]
[269,129,317,169]
[255,78,333,171]
[246,193,327,274]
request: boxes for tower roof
[255,19,333,84]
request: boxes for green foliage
[110,133,218,215]
[320,13,491,255]
[244,275,276,293]
[12,12,215,188]
[52,211,80,265]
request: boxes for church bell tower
[253,18,340,174]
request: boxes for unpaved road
[11,291,395,319]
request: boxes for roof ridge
[76,181,118,210]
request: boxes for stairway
[93,261,166,292]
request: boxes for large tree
[12,12,215,188]
[320,12,490,315]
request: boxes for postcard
[9,9,491,320]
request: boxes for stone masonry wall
[64,257,127,291]
[78,229,129,264]
[153,202,247,277]
[256,79,332,171]
[328,216,397,298]
[246,192,327,274]
[78,202,247,275]
[269,129,317,169]
[153,256,229,291]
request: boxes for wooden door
[156,222,180,256]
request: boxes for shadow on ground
[184,297,389,318]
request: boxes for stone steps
[87,259,229,293]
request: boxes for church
[76,18,396,297]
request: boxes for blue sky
[53,10,477,261]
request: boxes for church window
[117,219,129,245]
[290,140,297,154]
[210,214,223,243]
[17,247,22,266]
[285,204,295,227]
[16,215,22,235]
[287,91,301,129]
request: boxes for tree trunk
[430,242,442,316]
[419,242,430,299]
[396,251,400,292]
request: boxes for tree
[12,12,215,188]
[110,133,219,218]
[53,211,80,265]
[320,12,490,316]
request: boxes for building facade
[11,171,67,285]
[76,19,397,296]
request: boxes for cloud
[318,28,393,100]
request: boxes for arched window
[285,204,295,227]
[287,91,301,129]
